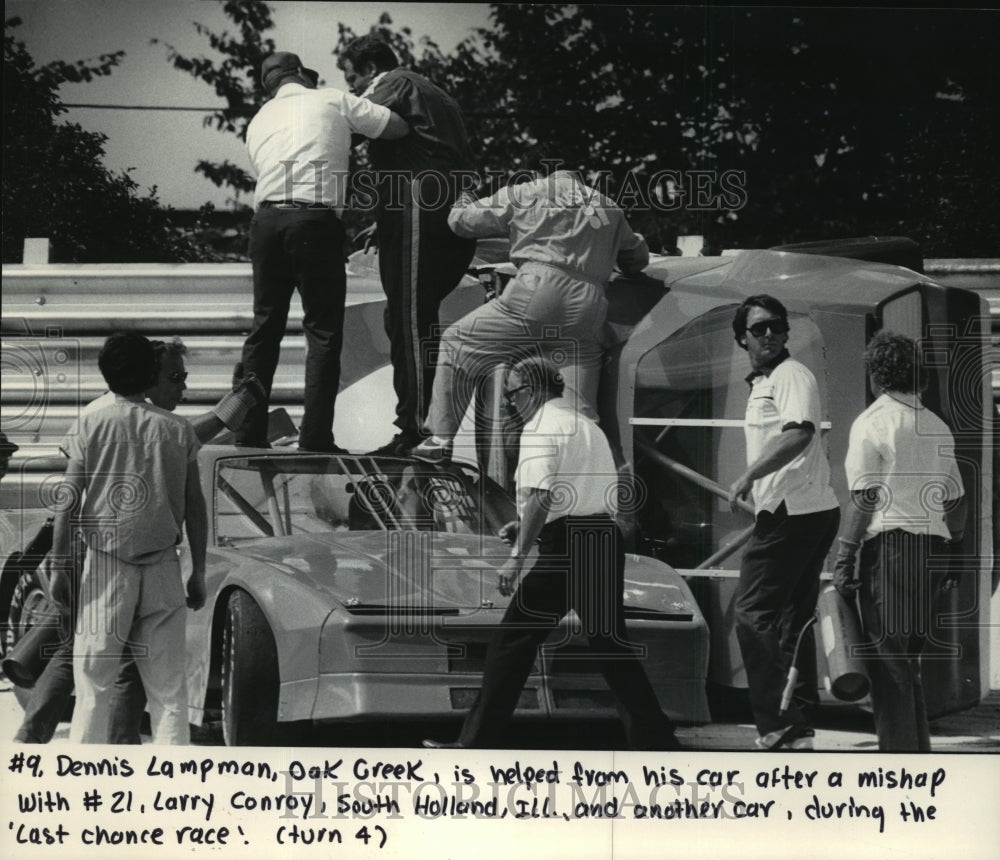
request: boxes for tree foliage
[168,3,997,257]
[406,5,997,256]
[2,17,205,263]
[152,0,276,202]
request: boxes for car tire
[3,567,58,710]
[222,589,279,746]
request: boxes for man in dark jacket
[338,36,478,455]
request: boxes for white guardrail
[2,256,998,485]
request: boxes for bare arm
[184,458,208,610]
[840,490,877,545]
[47,459,86,609]
[945,494,967,541]
[728,426,813,511]
[497,487,551,597]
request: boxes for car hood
[234,531,507,611]
[232,531,699,618]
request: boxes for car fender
[185,547,339,725]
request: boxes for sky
[7,1,492,209]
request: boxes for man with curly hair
[338,36,477,456]
[833,330,966,752]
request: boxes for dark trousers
[735,503,840,735]
[857,530,950,752]
[376,175,476,438]
[240,207,347,450]
[457,515,677,749]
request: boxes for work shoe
[755,725,815,751]
[365,432,421,457]
[410,435,453,464]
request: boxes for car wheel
[4,567,58,710]
[221,589,279,745]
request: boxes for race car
[0,447,711,746]
[182,447,710,744]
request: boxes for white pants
[70,548,189,745]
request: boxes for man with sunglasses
[727,295,840,751]
[18,333,208,745]
[423,356,682,751]
[12,338,262,744]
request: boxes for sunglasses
[503,384,532,404]
[746,318,789,338]
[166,371,188,384]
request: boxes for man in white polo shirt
[423,355,681,750]
[237,51,408,452]
[833,331,966,751]
[727,295,840,751]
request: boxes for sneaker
[365,432,421,457]
[755,725,815,751]
[410,436,454,464]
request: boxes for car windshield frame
[213,454,514,545]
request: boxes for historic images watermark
[272,160,748,214]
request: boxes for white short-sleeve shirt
[62,396,199,564]
[246,83,391,212]
[844,392,963,539]
[744,356,838,515]
[515,398,619,522]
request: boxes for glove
[940,534,964,591]
[212,372,267,431]
[832,538,861,599]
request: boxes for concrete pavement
[2,681,997,752]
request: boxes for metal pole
[695,524,755,569]
[635,437,756,516]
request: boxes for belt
[258,200,335,210]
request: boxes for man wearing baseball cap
[236,51,409,453]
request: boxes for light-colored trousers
[70,547,189,745]
[425,262,608,437]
